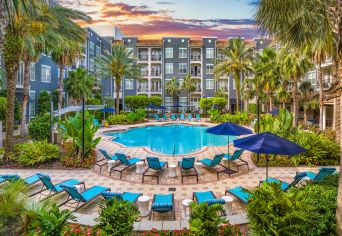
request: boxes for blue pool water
[106,124,234,155]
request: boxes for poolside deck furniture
[110,153,143,179]
[34,173,85,199]
[187,114,193,121]
[143,157,168,184]
[199,153,232,179]
[94,148,119,173]
[180,114,185,121]
[226,186,251,205]
[150,193,175,220]
[195,114,201,122]
[59,184,110,211]
[0,173,41,186]
[163,114,169,121]
[94,119,104,128]
[171,114,176,121]
[193,191,225,211]
[224,149,249,171]
[179,157,198,183]
[154,114,162,122]
[298,167,336,181]
[259,172,307,191]
[101,191,142,203]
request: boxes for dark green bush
[0,96,21,125]
[221,112,251,125]
[248,104,259,114]
[107,114,128,125]
[37,90,50,114]
[28,113,51,141]
[148,96,162,106]
[200,97,227,112]
[124,95,149,110]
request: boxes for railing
[138,55,148,61]
[151,71,161,76]
[151,55,162,61]
[191,55,201,61]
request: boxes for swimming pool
[106,124,234,155]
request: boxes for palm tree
[276,83,291,109]
[65,67,95,105]
[214,38,253,112]
[96,43,142,112]
[299,81,316,124]
[182,74,197,106]
[165,77,180,104]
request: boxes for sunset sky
[58,0,260,39]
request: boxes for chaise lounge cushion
[228,186,251,204]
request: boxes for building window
[89,59,96,72]
[308,71,316,85]
[29,91,36,118]
[165,63,173,74]
[206,79,214,89]
[125,79,134,90]
[17,62,24,85]
[96,45,101,56]
[165,48,173,58]
[206,64,214,74]
[165,97,173,107]
[41,65,51,83]
[126,47,134,58]
[30,63,35,81]
[179,63,187,74]
[179,79,184,88]
[179,48,187,58]
[89,42,95,55]
[206,48,214,59]
[179,97,187,112]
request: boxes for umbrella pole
[266,154,269,181]
[227,136,230,170]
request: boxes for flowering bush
[61,142,95,168]
[63,223,101,236]
[143,229,191,236]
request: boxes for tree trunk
[20,59,30,136]
[115,78,121,113]
[269,96,273,113]
[336,57,342,236]
[317,62,324,130]
[282,101,286,109]
[303,106,308,125]
[235,76,240,112]
[0,0,6,54]
[58,65,65,116]
[292,78,299,127]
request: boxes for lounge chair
[199,153,234,179]
[187,114,193,121]
[259,172,307,191]
[102,191,142,203]
[180,114,185,121]
[195,114,201,122]
[163,114,169,121]
[94,119,104,128]
[110,153,143,178]
[224,149,249,171]
[179,157,198,183]
[0,173,41,186]
[59,184,110,211]
[94,148,119,173]
[33,173,84,199]
[154,114,162,122]
[226,186,251,205]
[142,157,168,184]
[193,191,225,206]
[298,167,336,181]
[150,193,175,220]
[171,114,176,121]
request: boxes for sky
[58,0,260,39]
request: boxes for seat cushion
[24,174,40,185]
[205,199,225,206]
[199,158,212,167]
[227,186,251,204]
[81,185,110,201]
[194,191,216,204]
[160,161,167,168]
[304,171,317,180]
[264,177,289,191]
[102,191,123,200]
[123,192,141,203]
[151,203,173,212]
[128,158,142,165]
[54,179,82,193]
[0,177,5,183]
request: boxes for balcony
[191,66,201,77]
[137,86,149,92]
[151,49,162,61]
[151,87,162,93]
[138,54,149,61]
[191,54,201,61]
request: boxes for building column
[323,105,327,130]
[333,98,336,130]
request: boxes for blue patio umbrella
[146,103,156,109]
[172,104,182,108]
[269,109,279,116]
[100,107,116,119]
[155,105,166,110]
[206,122,253,173]
[233,132,307,179]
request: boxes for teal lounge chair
[171,114,176,121]
[179,157,198,183]
[143,157,168,184]
[199,153,234,179]
[154,114,162,122]
[94,148,119,173]
[102,191,142,203]
[94,119,104,128]
[260,172,307,191]
[193,191,225,206]
[163,114,169,121]
[110,153,143,178]
[150,193,175,220]
[187,114,193,121]
[0,173,41,186]
[224,149,249,171]
[180,114,185,121]
[59,184,110,211]
[226,186,251,205]
[299,167,336,181]
[33,173,84,199]
[195,114,201,122]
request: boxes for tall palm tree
[165,77,180,104]
[299,81,316,124]
[182,74,197,106]
[214,38,253,112]
[276,83,291,109]
[96,43,142,112]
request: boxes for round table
[138,196,150,217]
[136,161,145,174]
[301,176,311,185]
[168,164,177,178]
[221,196,234,215]
[195,162,203,175]
[182,199,193,219]
[107,160,118,173]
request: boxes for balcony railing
[191,71,201,77]
[151,71,161,76]
[151,87,162,92]
[151,54,162,61]
[137,87,149,92]
[138,54,148,61]
[191,54,201,61]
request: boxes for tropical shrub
[124,95,149,110]
[0,96,21,125]
[63,223,101,236]
[143,229,191,236]
[200,97,227,112]
[103,96,115,108]
[248,104,258,114]
[208,108,221,123]
[148,96,163,106]
[61,142,96,168]
[86,98,103,120]
[86,97,101,105]
[37,90,51,114]
[221,112,252,125]
[107,114,128,125]
[95,199,139,236]
[13,140,60,166]
[135,108,147,121]
[107,110,146,125]
[28,113,52,141]
[127,112,139,123]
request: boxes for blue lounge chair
[195,114,201,122]
[154,114,162,122]
[199,153,234,179]
[179,157,198,183]
[163,114,169,121]
[187,114,193,121]
[110,153,143,178]
[59,184,110,211]
[226,186,251,205]
[102,191,142,203]
[171,114,176,121]
[150,193,175,220]
[0,173,41,186]
[260,172,307,191]
[94,148,119,173]
[193,191,225,206]
[143,157,168,184]
[180,114,185,121]
[33,173,84,199]
[94,119,104,128]
[299,167,336,181]
[224,149,249,171]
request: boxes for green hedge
[124,96,162,111]
[107,109,146,125]
[200,97,227,112]
[28,113,52,141]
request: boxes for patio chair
[259,172,307,191]
[226,186,251,205]
[193,191,225,206]
[180,114,185,121]
[163,114,169,121]
[33,173,85,199]
[298,167,336,181]
[94,119,104,128]
[179,157,198,183]
[199,153,233,179]
[195,114,201,122]
[102,191,142,203]
[142,157,168,184]
[59,184,110,211]
[94,148,119,173]
[171,114,176,121]
[187,114,193,121]
[224,149,249,171]
[150,193,175,220]
[0,173,41,186]
[154,114,162,122]
[110,153,143,178]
